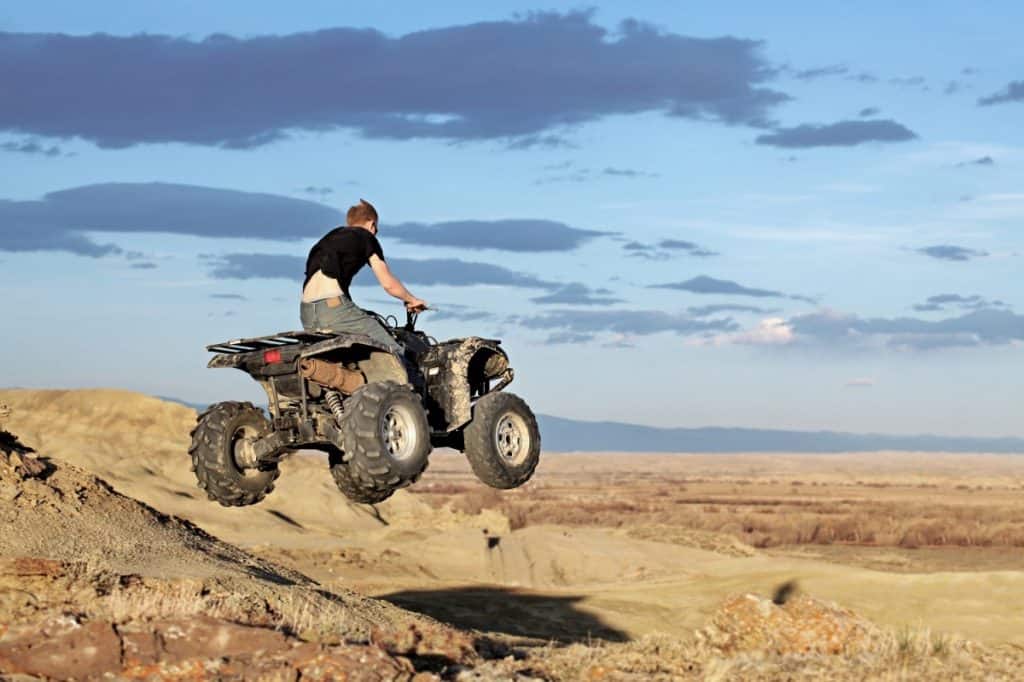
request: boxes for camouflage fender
[421,337,510,432]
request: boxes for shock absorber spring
[325,390,345,426]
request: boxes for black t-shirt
[304,226,385,298]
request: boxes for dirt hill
[3,389,1024,679]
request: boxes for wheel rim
[381,403,420,460]
[230,424,261,474]
[494,411,531,466]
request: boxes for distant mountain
[157,395,1024,454]
[536,414,1024,454]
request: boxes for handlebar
[405,306,430,331]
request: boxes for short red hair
[346,198,378,226]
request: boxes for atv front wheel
[463,392,541,489]
[327,446,395,504]
[338,381,431,499]
[189,401,280,507]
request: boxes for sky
[1,2,1022,437]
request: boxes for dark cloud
[755,119,918,148]
[789,308,1024,350]
[387,220,609,252]
[0,183,340,256]
[623,239,717,260]
[650,275,807,301]
[0,13,789,149]
[916,245,989,262]
[911,294,1008,313]
[847,72,879,84]
[792,64,848,80]
[530,283,623,306]
[978,81,1024,106]
[602,167,659,179]
[210,293,248,301]
[956,156,995,167]
[129,262,157,270]
[858,107,880,117]
[205,253,560,290]
[520,308,739,337]
[688,303,777,317]
[0,182,609,255]
[1,139,64,157]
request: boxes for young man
[300,199,427,353]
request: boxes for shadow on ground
[378,586,629,643]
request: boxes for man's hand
[405,297,428,313]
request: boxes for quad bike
[190,309,541,506]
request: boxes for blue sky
[1,2,1022,436]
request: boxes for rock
[0,616,121,680]
[697,593,877,656]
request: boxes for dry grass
[527,626,1024,681]
[411,452,1024,552]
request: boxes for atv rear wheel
[338,381,430,499]
[189,401,280,507]
[327,446,395,504]
[463,392,541,489]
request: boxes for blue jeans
[300,296,401,354]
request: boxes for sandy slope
[3,388,1024,650]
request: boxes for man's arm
[369,254,427,311]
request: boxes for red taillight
[263,349,282,364]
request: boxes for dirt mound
[0,388,504,549]
[0,439,430,644]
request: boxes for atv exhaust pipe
[299,358,366,395]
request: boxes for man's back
[303,226,384,301]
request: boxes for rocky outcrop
[698,592,877,656]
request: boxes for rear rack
[206,330,334,355]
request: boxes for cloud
[428,304,494,323]
[0,13,789,149]
[755,119,918,148]
[889,75,926,88]
[650,275,810,301]
[519,308,739,337]
[302,186,334,196]
[912,294,1008,313]
[956,156,995,167]
[129,262,157,270]
[792,64,848,80]
[0,182,610,255]
[847,72,879,83]
[1,138,64,157]
[858,107,880,117]
[623,239,717,260]
[534,165,659,185]
[210,293,248,301]
[0,183,341,255]
[978,81,1024,106]
[530,283,623,306]
[602,167,659,179]
[688,303,777,317]
[916,245,989,262]
[205,253,560,290]
[787,308,1024,350]
[845,378,875,388]
[387,219,610,252]
[543,331,598,345]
